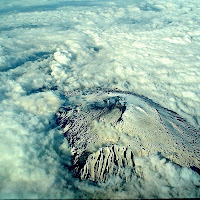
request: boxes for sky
[0,0,200,199]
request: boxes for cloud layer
[0,0,200,198]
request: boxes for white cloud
[0,0,200,198]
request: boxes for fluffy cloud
[0,0,199,199]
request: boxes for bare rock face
[56,90,200,182]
